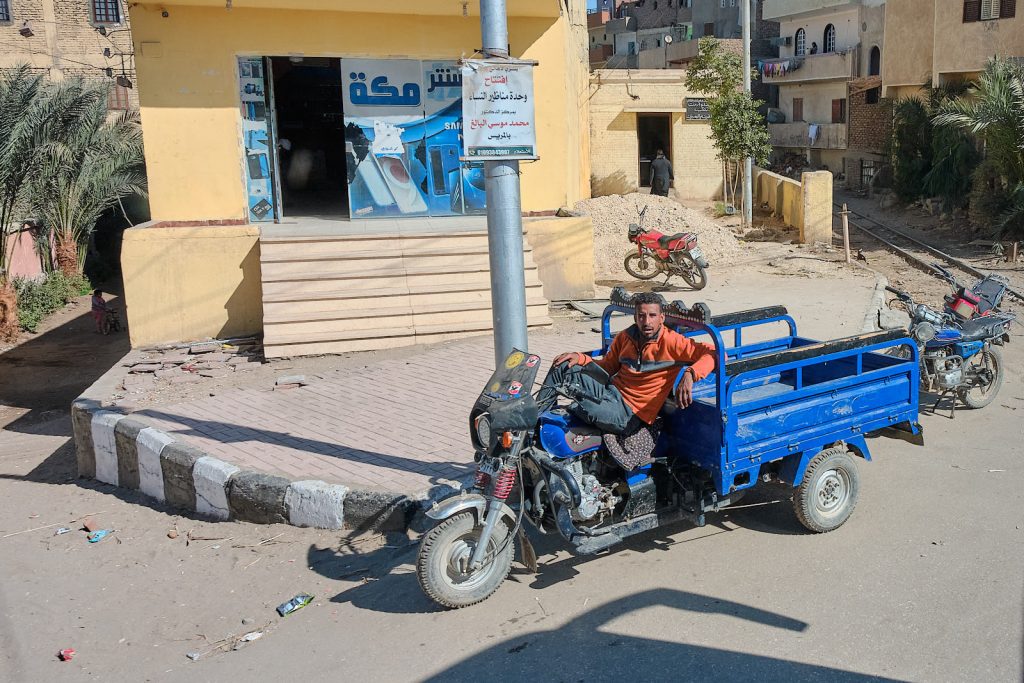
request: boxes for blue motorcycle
[884,284,1014,412]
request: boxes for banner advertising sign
[461,60,537,160]
[237,57,276,222]
[341,59,485,218]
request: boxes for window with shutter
[793,98,803,122]
[964,0,982,21]
[831,98,846,123]
[1001,0,1016,17]
[981,0,999,19]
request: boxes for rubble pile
[120,339,264,394]
[573,193,746,281]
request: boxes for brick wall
[0,0,137,109]
[847,88,892,154]
[626,0,683,30]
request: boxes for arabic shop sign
[685,98,710,121]
[461,59,537,160]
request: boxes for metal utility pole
[741,0,753,228]
[480,0,529,367]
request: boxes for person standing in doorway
[650,149,673,197]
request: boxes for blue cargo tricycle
[417,288,923,608]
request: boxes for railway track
[832,203,1024,304]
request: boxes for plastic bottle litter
[58,648,76,661]
[87,529,113,543]
[276,594,313,617]
[54,527,72,536]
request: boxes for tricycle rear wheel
[793,447,860,533]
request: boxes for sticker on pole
[462,59,537,160]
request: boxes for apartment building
[882,0,1022,99]
[759,0,885,174]
[0,0,136,109]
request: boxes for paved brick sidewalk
[136,336,571,493]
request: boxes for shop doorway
[637,113,671,188]
[269,56,349,219]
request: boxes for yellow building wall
[121,224,263,346]
[128,4,589,221]
[932,4,1024,80]
[588,70,721,200]
[525,216,595,301]
[883,0,1024,97]
[881,0,934,95]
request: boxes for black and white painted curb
[70,395,433,532]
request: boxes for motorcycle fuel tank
[538,410,603,459]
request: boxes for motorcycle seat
[958,317,1009,342]
[657,233,690,249]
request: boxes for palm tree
[0,66,47,341]
[28,77,146,276]
[933,58,1024,236]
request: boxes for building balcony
[759,48,859,83]
[769,122,848,150]
[763,0,862,21]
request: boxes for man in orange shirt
[536,292,716,434]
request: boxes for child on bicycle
[91,289,109,333]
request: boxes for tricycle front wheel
[416,511,514,609]
[793,447,860,533]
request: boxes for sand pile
[574,193,746,281]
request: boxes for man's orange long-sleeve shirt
[580,325,716,424]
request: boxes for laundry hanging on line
[758,58,804,78]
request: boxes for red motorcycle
[623,208,709,289]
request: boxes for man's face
[635,303,664,341]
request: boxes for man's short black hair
[634,291,665,312]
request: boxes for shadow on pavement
[420,589,900,682]
[136,409,476,483]
[0,299,129,432]
[312,490,813,616]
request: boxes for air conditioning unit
[770,36,792,47]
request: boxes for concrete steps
[260,230,552,358]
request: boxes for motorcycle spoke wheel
[673,253,707,290]
[623,252,660,280]
[958,348,1003,409]
[416,511,514,609]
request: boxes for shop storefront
[238,56,488,222]
[120,1,593,348]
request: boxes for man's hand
[675,370,694,409]
[552,352,581,368]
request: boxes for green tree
[933,58,1024,237]
[684,37,770,215]
[0,66,46,340]
[28,77,146,276]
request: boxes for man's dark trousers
[536,362,634,434]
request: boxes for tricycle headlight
[913,322,936,343]
[474,414,492,447]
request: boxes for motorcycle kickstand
[931,390,956,419]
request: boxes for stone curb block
[113,418,147,491]
[285,480,349,529]
[228,471,290,525]
[861,271,889,333]
[194,457,240,521]
[92,411,125,486]
[71,401,97,479]
[161,442,204,512]
[137,427,173,502]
